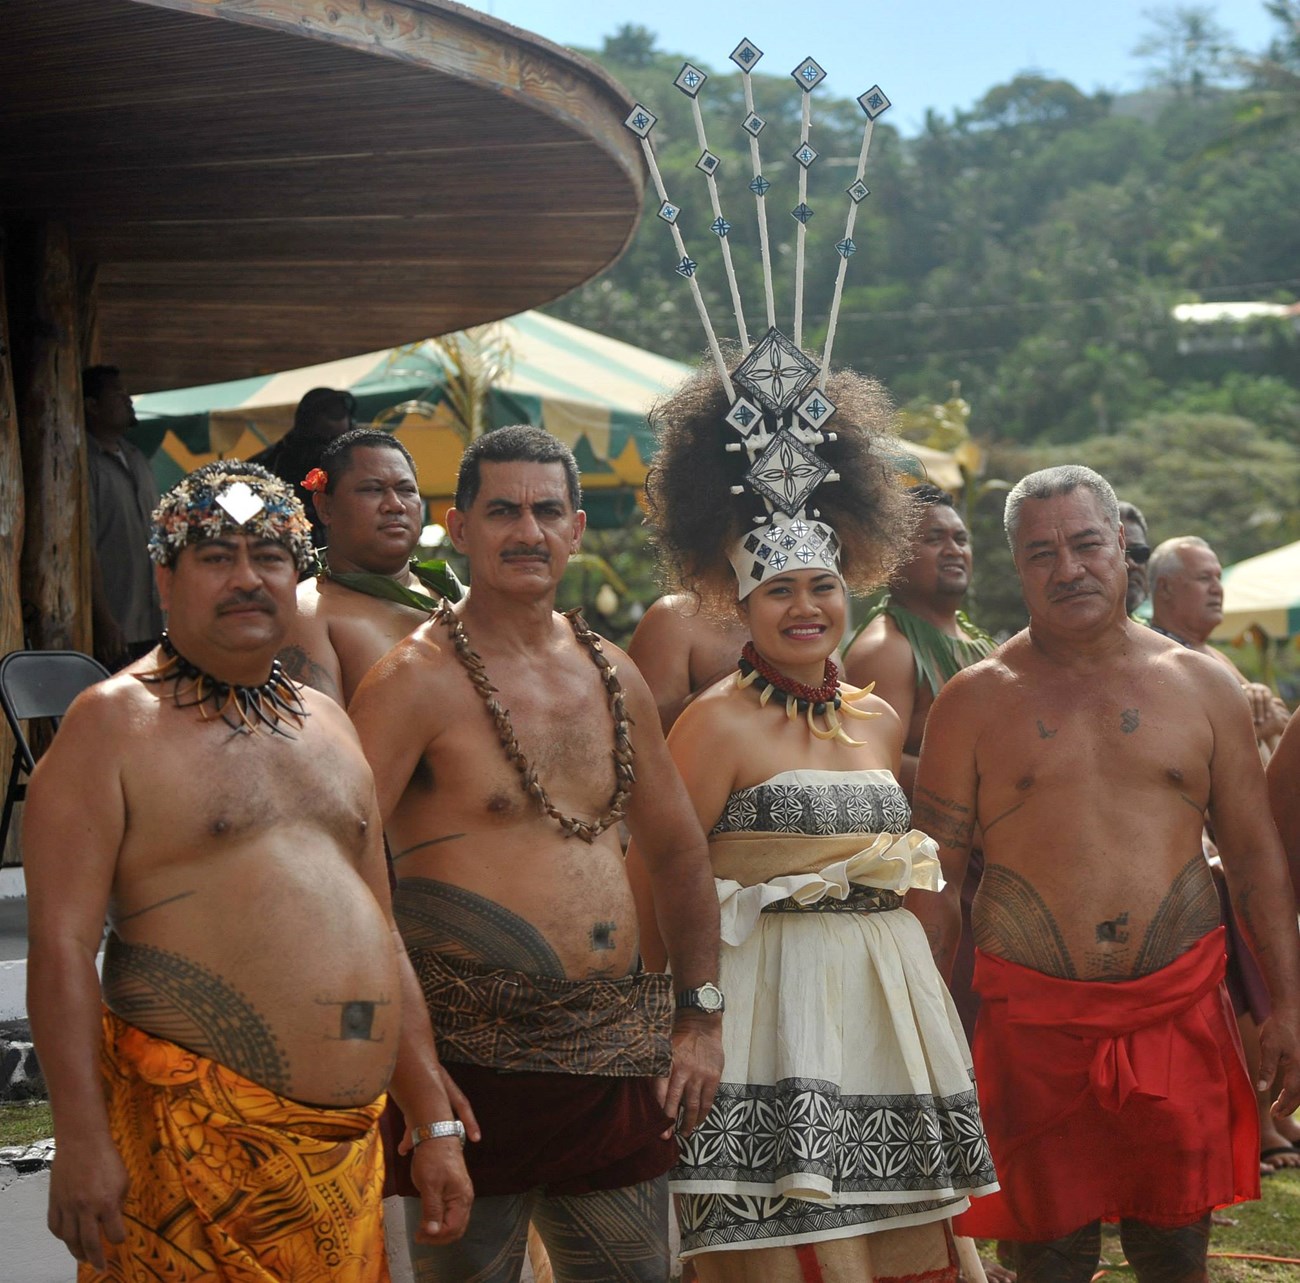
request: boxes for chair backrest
[0,650,112,771]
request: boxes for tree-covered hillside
[544,6,1300,636]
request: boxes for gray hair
[1116,500,1148,537]
[1148,536,1213,592]
[1003,465,1120,550]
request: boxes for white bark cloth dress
[672,768,998,1261]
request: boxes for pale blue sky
[460,1,1281,134]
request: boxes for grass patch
[974,1172,1300,1282]
[0,1099,52,1148]
[1206,1170,1300,1282]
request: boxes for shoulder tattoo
[276,644,339,700]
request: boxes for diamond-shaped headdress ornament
[215,482,266,526]
[624,38,891,597]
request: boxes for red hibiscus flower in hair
[301,467,328,493]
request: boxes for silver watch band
[411,1120,466,1148]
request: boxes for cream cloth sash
[710,829,942,946]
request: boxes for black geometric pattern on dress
[674,1077,995,1196]
[712,779,911,837]
[762,887,903,916]
[677,1187,964,1254]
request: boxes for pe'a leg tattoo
[1132,856,1221,977]
[406,1190,532,1283]
[974,864,1077,979]
[1013,1221,1102,1283]
[393,877,567,978]
[532,1175,669,1283]
[102,937,290,1092]
[1118,1214,1211,1283]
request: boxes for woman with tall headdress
[629,354,997,1282]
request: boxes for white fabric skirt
[673,898,998,1257]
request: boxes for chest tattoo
[1120,708,1140,734]
[1036,720,1057,740]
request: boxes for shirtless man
[24,462,472,1279]
[844,483,992,797]
[1268,716,1300,901]
[911,465,1300,1283]
[349,426,723,1283]
[1117,501,1150,616]
[278,428,437,705]
[1148,532,1298,1171]
[1148,534,1289,743]
[628,594,750,732]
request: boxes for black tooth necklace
[139,632,308,738]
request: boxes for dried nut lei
[436,605,635,843]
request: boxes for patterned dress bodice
[711,769,912,838]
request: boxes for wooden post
[0,227,26,867]
[13,221,91,654]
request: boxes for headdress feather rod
[675,62,749,350]
[731,38,777,333]
[627,44,891,600]
[821,86,891,383]
[625,103,734,399]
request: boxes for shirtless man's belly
[100,705,401,1106]
[385,650,641,981]
[968,668,1219,981]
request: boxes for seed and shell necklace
[736,641,879,746]
[434,604,635,843]
[140,632,308,737]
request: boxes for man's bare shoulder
[1144,632,1245,703]
[300,574,425,626]
[47,668,154,740]
[630,594,719,651]
[845,612,912,672]
[297,683,364,740]
[669,672,746,738]
[359,614,455,683]
[294,575,327,618]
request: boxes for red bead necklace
[738,641,840,711]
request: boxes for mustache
[1048,582,1092,603]
[502,545,549,561]
[216,590,275,614]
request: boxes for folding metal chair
[0,649,110,852]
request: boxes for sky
[459,0,1282,135]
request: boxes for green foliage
[1031,411,1300,564]
[548,28,1300,637]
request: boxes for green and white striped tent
[1210,539,1300,642]
[132,311,696,526]
[132,310,962,526]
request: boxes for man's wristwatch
[675,981,725,1015]
[410,1120,466,1148]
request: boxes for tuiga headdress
[626,40,892,598]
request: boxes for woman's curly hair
[645,357,918,611]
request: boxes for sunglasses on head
[1126,544,1151,565]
